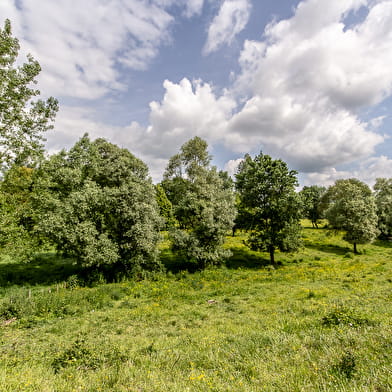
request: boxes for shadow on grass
[374,239,392,249]
[0,253,80,287]
[160,247,271,273]
[303,241,351,256]
[160,249,202,274]
[225,248,271,269]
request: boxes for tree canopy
[34,135,162,273]
[0,19,58,171]
[162,137,236,269]
[235,152,302,264]
[374,178,392,239]
[299,185,326,228]
[322,179,379,253]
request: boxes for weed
[331,350,356,379]
[322,305,372,327]
[52,338,100,373]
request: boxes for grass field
[1,222,392,391]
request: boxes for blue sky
[1,0,392,185]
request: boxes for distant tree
[235,152,302,265]
[34,135,162,273]
[299,185,326,228]
[374,178,392,239]
[0,19,58,171]
[322,179,379,253]
[155,184,176,229]
[162,137,236,268]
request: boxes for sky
[1,0,392,186]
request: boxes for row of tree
[1,18,391,275]
[2,133,390,272]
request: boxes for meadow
[0,222,392,391]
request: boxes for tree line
[1,19,391,277]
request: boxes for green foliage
[0,166,44,262]
[331,351,357,379]
[299,185,326,228]
[322,305,372,327]
[34,135,162,273]
[0,19,58,171]
[235,152,302,264]
[374,178,392,238]
[162,137,236,269]
[155,184,176,228]
[323,179,379,253]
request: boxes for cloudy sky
[1,0,392,186]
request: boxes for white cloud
[304,156,392,187]
[184,0,205,17]
[228,0,392,172]
[0,0,196,100]
[144,78,236,159]
[224,158,243,177]
[203,0,251,54]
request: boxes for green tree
[323,179,379,253]
[0,19,58,171]
[34,135,162,274]
[155,184,176,229]
[373,178,392,239]
[299,185,326,228]
[0,166,43,261]
[163,137,236,269]
[235,152,302,265]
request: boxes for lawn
[0,223,391,391]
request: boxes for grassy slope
[0,223,392,391]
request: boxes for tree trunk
[353,242,358,254]
[269,246,275,265]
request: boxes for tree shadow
[0,253,80,287]
[160,249,202,273]
[303,241,351,256]
[225,248,271,269]
[374,239,392,249]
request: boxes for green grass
[1,223,392,391]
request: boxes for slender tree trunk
[269,246,275,265]
[353,242,358,254]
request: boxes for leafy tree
[162,137,236,269]
[235,152,302,265]
[299,185,326,228]
[0,166,43,261]
[373,178,392,239]
[34,135,162,273]
[322,179,379,253]
[0,19,58,171]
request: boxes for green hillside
[1,223,391,391]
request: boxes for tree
[374,178,392,239]
[155,184,176,229]
[34,135,162,273]
[235,152,302,265]
[0,165,43,261]
[162,137,236,269]
[299,185,326,228]
[0,19,58,171]
[322,179,379,253]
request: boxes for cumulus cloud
[144,78,236,158]
[203,0,251,54]
[304,156,392,187]
[224,158,243,177]
[0,0,204,100]
[227,0,392,172]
